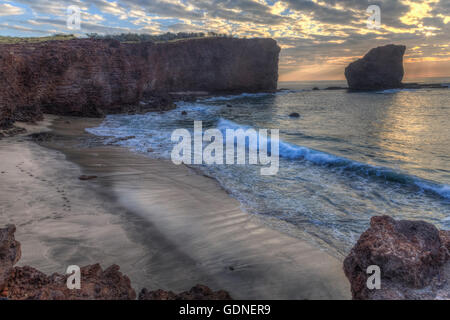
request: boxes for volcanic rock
[0,38,280,127]
[6,264,137,300]
[0,225,21,294]
[345,44,406,90]
[0,225,232,300]
[0,225,135,300]
[139,284,232,300]
[344,216,450,300]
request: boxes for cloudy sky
[0,0,449,80]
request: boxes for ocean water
[87,79,450,257]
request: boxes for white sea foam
[376,88,417,94]
[200,90,301,102]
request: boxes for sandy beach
[0,115,350,299]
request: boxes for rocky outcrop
[0,225,232,300]
[0,225,21,294]
[0,38,280,127]
[139,284,232,300]
[345,44,406,90]
[344,216,450,300]
[6,264,136,300]
[0,224,136,300]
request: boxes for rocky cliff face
[345,44,406,90]
[344,216,450,300]
[0,38,280,128]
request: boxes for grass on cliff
[86,32,233,43]
[0,32,234,45]
[0,34,76,44]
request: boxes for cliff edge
[0,37,280,129]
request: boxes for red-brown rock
[1,225,232,300]
[344,216,449,300]
[0,38,280,126]
[0,225,21,294]
[139,284,232,300]
[6,264,136,300]
[0,225,135,300]
[440,230,450,255]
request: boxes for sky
[0,0,449,81]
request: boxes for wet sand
[0,115,350,299]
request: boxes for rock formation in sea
[0,38,280,129]
[345,44,406,90]
[344,216,450,300]
[0,225,232,300]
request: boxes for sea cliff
[0,37,280,129]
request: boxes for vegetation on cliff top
[0,34,76,44]
[86,32,233,43]
[0,32,233,44]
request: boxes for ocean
[87,78,450,258]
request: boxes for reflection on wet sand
[0,116,350,299]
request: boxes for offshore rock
[345,44,406,90]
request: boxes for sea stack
[345,44,406,90]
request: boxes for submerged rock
[345,44,406,90]
[139,284,232,300]
[344,216,450,300]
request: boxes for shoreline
[0,115,350,299]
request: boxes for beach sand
[0,115,351,299]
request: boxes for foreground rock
[0,38,280,127]
[0,225,232,300]
[345,44,406,90]
[344,216,450,300]
[7,264,136,300]
[139,284,232,300]
[0,225,21,295]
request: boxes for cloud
[0,0,448,79]
[0,3,25,16]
